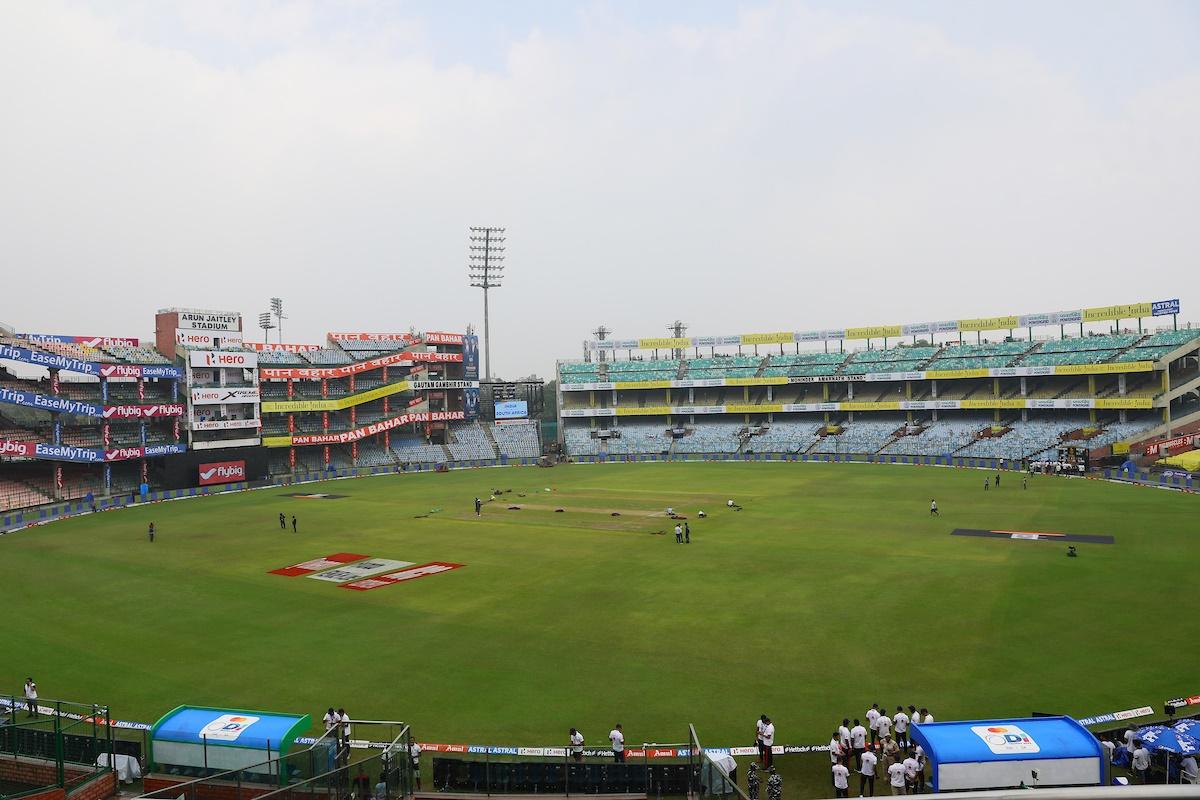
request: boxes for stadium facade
[556,299,1200,466]
[0,309,541,511]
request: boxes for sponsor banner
[1083,302,1152,323]
[260,350,461,381]
[191,418,261,431]
[1166,694,1200,711]
[1077,706,1155,727]
[175,330,243,348]
[22,442,186,463]
[0,439,37,458]
[103,404,186,419]
[1,343,100,376]
[328,332,420,343]
[341,562,465,591]
[463,334,480,382]
[263,410,465,447]
[191,387,261,405]
[958,316,1020,332]
[190,350,258,369]
[198,460,247,485]
[261,381,412,413]
[245,342,323,353]
[308,558,415,583]
[0,386,102,416]
[560,361,1156,391]
[425,331,464,345]
[1144,434,1196,456]
[589,302,1162,350]
[0,698,151,732]
[1152,298,1180,316]
[98,363,182,379]
[971,724,1039,755]
[270,553,370,577]
[176,310,241,331]
[846,325,903,340]
[22,333,140,348]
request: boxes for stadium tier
[0,312,547,511]
[558,303,1200,464]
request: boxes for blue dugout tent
[910,716,1103,792]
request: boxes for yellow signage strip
[262,380,411,413]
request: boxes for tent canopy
[911,716,1102,792]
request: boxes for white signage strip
[191,387,261,405]
[307,559,415,584]
[560,398,1125,417]
[176,311,241,332]
[189,350,259,369]
[177,330,244,348]
[191,418,262,431]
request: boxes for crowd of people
[827,705,935,796]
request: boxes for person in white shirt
[887,760,907,796]
[338,708,351,742]
[23,678,38,719]
[569,728,585,762]
[609,724,625,763]
[409,741,424,791]
[839,719,852,752]
[1131,741,1150,783]
[919,708,933,724]
[323,707,338,734]
[893,708,909,750]
[755,715,768,764]
[913,746,927,791]
[832,760,850,798]
[876,712,892,744]
[902,753,920,794]
[929,499,938,516]
[761,718,776,768]
[830,732,846,766]
[909,706,922,726]
[850,720,868,769]
[866,704,881,746]
[1123,727,1138,753]
[1181,754,1198,785]
[859,749,878,797]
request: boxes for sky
[2,1,1199,379]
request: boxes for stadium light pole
[270,297,287,344]
[258,312,275,344]
[469,227,505,381]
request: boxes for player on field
[569,728,584,762]
[866,703,881,745]
[876,710,892,744]
[893,707,909,750]
[675,523,683,543]
[832,759,850,798]
[148,522,155,542]
[684,523,690,543]
[860,748,878,797]
[850,719,867,769]
[292,515,298,533]
[279,512,286,529]
[475,497,482,516]
[929,500,938,516]
[609,724,625,763]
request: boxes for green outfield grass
[1,462,1193,795]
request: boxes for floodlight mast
[258,312,275,344]
[468,227,506,381]
[270,297,287,344]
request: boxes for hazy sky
[3,1,1198,378]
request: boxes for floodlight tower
[270,297,287,344]
[469,227,506,381]
[258,312,276,343]
[592,325,612,363]
[667,320,688,360]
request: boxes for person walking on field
[866,704,882,746]
[23,678,38,718]
[684,522,690,543]
[475,497,482,517]
[929,500,938,516]
[148,522,155,542]
[675,523,683,543]
[292,515,298,533]
[279,512,286,529]
[609,724,625,763]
